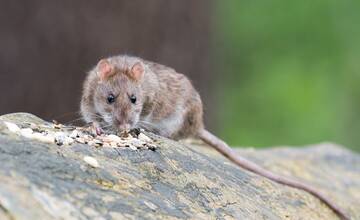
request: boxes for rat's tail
[198,129,348,220]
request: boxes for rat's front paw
[92,123,104,136]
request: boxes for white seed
[70,130,80,138]
[88,139,102,147]
[20,128,33,139]
[54,132,66,138]
[83,156,99,168]
[128,144,138,151]
[93,139,103,146]
[64,136,75,145]
[76,137,86,144]
[144,201,158,211]
[83,135,93,141]
[130,138,144,147]
[52,123,63,129]
[147,144,157,150]
[138,133,152,142]
[116,142,127,147]
[107,134,122,142]
[54,132,67,145]
[4,121,21,133]
[103,142,111,148]
[29,123,38,130]
[32,133,55,143]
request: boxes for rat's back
[139,59,205,139]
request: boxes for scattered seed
[70,130,80,138]
[32,132,55,143]
[76,137,86,144]
[138,133,152,142]
[4,121,21,133]
[144,201,158,211]
[147,144,157,151]
[20,128,33,139]
[83,156,99,168]
[29,123,38,130]
[64,136,74,145]
[3,120,158,150]
[130,138,145,147]
[106,134,122,142]
[103,142,111,147]
[53,123,63,129]
[128,144,137,151]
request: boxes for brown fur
[81,55,203,138]
[80,55,348,220]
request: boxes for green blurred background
[214,1,360,151]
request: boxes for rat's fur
[81,55,203,138]
[81,55,348,220]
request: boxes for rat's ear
[97,59,115,81]
[129,62,144,81]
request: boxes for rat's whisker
[137,120,156,128]
[52,111,82,120]
[63,117,87,125]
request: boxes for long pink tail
[198,129,348,220]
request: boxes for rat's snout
[118,123,131,131]
[114,116,131,131]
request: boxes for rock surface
[0,113,359,220]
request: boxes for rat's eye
[107,94,116,104]
[129,94,137,104]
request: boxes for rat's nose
[114,115,131,131]
[118,123,130,131]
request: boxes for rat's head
[93,58,145,132]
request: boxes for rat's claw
[96,127,103,135]
[92,123,103,136]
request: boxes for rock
[0,112,359,220]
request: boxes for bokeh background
[1,1,359,151]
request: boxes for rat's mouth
[115,123,132,132]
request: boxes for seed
[53,123,63,129]
[130,138,144,147]
[32,133,55,144]
[138,133,152,142]
[128,144,137,151]
[70,130,81,138]
[76,137,86,144]
[83,156,99,168]
[144,201,158,211]
[107,134,122,142]
[64,136,75,145]
[92,139,103,147]
[29,123,39,130]
[103,142,111,147]
[147,144,157,151]
[4,121,21,133]
[20,128,33,139]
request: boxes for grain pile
[3,121,157,151]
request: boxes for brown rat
[81,55,348,220]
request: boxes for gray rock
[0,113,359,220]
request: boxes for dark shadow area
[0,0,215,128]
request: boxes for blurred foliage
[213,0,360,151]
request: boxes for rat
[80,55,348,220]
